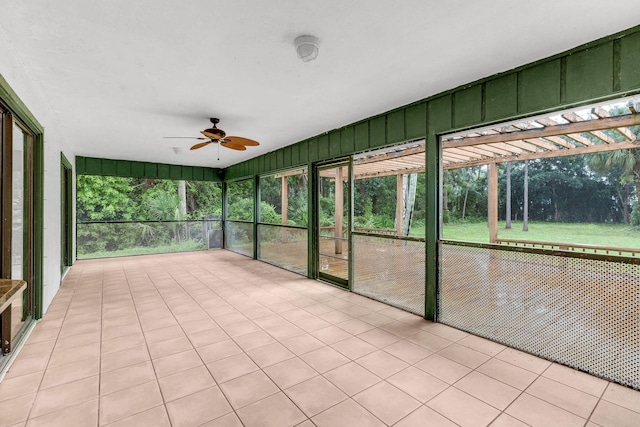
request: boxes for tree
[505,162,512,229]
[523,160,529,231]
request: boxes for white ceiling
[1,1,638,168]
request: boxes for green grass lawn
[441,220,640,249]
[78,240,207,259]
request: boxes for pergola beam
[443,114,640,148]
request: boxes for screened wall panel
[439,242,640,389]
[225,221,253,257]
[258,225,307,275]
[353,234,425,315]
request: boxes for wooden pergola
[275,105,640,251]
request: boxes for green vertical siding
[75,156,223,181]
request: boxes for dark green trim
[33,133,44,319]
[0,74,44,134]
[60,153,73,272]
[0,74,45,320]
[253,175,259,260]
[307,162,315,279]
[76,156,223,182]
[441,239,640,265]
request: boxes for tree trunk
[523,161,529,232]
[505,162,512,229]
[178,180,187,242]
[402,174,418,236]
[462,187,469,224]
[624,184,630,224]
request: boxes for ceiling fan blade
[190,141,212,150]
[220,142,247,151]
[224,136,260,146]
[164,137,209,140]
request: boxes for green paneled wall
[76,156,223,182]
[226,24,640,180]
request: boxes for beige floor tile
[100,345,151,372]
[354,381,421,425]
[454,371,520,410]
[40,356,100,389]
[5,353,50,379]
[31,375,98,418]
[207,353,260,383]
[382,340,432,364]
[102,323,143,341]
[542,363,609,397]
[253,314,288,329]
[476,358,538,390]
[358,328,402,348]
[263,357,318,389]
[219,370,279,409]
[187,327,230,348]
[489,413,530,427]
[265,322,306,340]
[438,343,491,369]
[323,360,376,393]
[505,393,586,427]
[0,371,43,402]
[602,382,640,413]
[100,360,156,395]
[101,332,146,355]
[407,330,453,352]
[166,386,233,427]
[233,330,277,351]
[331,336,377,360]
[457,334,506,356]
[246,342,295,368]
[25,398,98,427]
[335,318,376,335]
[55,331,101,351]
[48,343,100,369]
[196,339,243,364]
[356,349,409,379]
[99,380,163,425]
[358,312,395,327]
[427,387,500,427]
[318,310,353,324]
[427,323,470,342]
[147,336,194,359]
[143,325,185,344]
[415,353,472,384]
[158,365,217,402]
[311,325,353,345]
[280,333,325,355]
[527,376,599,418]
[199,412,243,427]
[0,392,37,426]
[296,316,332,332]
[237,393,307,427]
[285,376,348,417]
[153,348,203,378]
[15,339,56,359]
[495,347,551,375]
[300,346,350,373]
[311,398,385,427]
[590,399,640,427]
[221,320,262,337]
[388,366,449,403]
[103,405,171,427]
[380,321,422,338]
[394,405,458,427]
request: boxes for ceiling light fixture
[294,35,319,62]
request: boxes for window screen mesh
[439,242,640,389]
[353,234,425,315]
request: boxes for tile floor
[0,250,639,427]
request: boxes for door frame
[60,153,73,273]
[312,157,353,289]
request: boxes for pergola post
[281,176,288,243]
[335,167,343,254]
[396,174,404,236]
[488,162,498,243]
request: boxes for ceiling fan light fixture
[294,35,319,62]
[200,128,226,139]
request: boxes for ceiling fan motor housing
[201,117,226,139]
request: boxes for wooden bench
[0,279,27,354]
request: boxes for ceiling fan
[164,118,259,158]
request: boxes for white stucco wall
[1,25,76,315]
